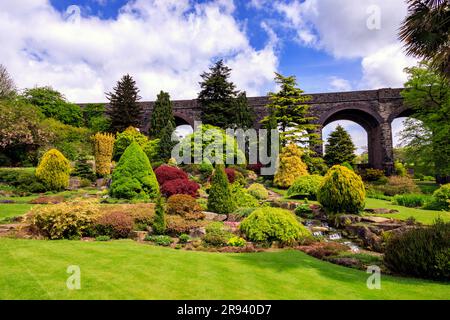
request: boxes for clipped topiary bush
[384,219,450,280]
[154,165,188,185]
[166,194,204,220]
[274,144,308,188]
[35,149,71,191]
[317,165,366,214]
[287,175,323,200]
[207,164,236,214]
[240,207,311,244]
[161,178,200,198]
[110,142,159,200]
[247,183,269,200]
[92,132,115,176]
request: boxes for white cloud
[361,43,417,89]
[329,76,352,92]
[273,0,418,89]
[0,0,279,102]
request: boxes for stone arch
[317,106,386,171]
[173,112,195,128]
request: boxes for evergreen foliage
[198,60,253,129]
[152,196,167,235]
[287,175,323,200]
[149,91,175,138]
[324,125,356,167]
[159,121,176,161]
[240,207,311,244]
[92,132,115,176]
[110,142,159,200]
[274,144,308,188]
[317,165,366,214]
[35,149,71,191]
[207,164,236,214]
[260,73,318,147]
[106,74,142,132]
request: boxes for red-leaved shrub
[95,211,134,238]
[225,168,236,183]
[161,178,200,198]
[247,162,263,174]
[154,165,188,185]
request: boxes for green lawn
[0,239,448,300]
[0,204,33,223]
[365,198,450,224]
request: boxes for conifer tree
[261,73,318,147]
[159,121,176,162]
[207,164,236,214]
[149,91,175,138]
[106,74,142,132]
[152,196,166,235]
[324,125,356,167]
[198,60,253,129]
[233,91,254,129]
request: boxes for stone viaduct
[106,88,410,174]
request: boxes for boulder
[130,231,148,242]
[345,225,383,252]
[203,211,227,222]
[189,227,206,238]
[364,208,399,214]
[361,216,392,223]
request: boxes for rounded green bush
[286,175,323,200]
[35,149,71,191]
[247,183,269,200]
[317,165,366,214]
[240,207,311,244]
[110,142,160,200]
[432,183,450,210]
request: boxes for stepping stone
[361,216,391,223]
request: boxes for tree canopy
[401,62,450,183]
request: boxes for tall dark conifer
[159,121,176,161]
[106,74,142,132]
[324,125,356,167]
[198,60,253,129]
[149,91,175,138]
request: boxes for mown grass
[0,239,448,300]
[364,198,450,224]
[0,204,34,223]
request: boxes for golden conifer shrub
[35,149,71,191]
[317,165,366,214]
[92,132,115,176]
[274,144,308,188]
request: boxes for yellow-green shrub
[92,132,115,176]
[27,201,100,239]
[274,144,308,188]
[317,165,366,214]
[247,183,269,200]
[35,149,71,191]
[240,207,311,244]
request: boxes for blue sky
[1,0,416,151]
